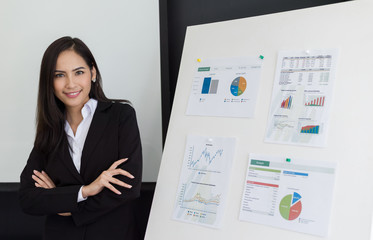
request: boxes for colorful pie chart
[230,77,247,96]
[279,192,302,221]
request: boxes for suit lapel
[59,140,84,184]
[80,101,112,175]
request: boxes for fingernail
[33,170,37,174]
[130,175,134,179]
[128,185,132,188]
[124,158,128,161]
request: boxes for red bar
[247,181,279,188]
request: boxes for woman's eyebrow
[54,67,86,73]
[72,67,86,71]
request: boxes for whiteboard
[0,0,162,182]
[145,1,373,239]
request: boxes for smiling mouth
[65,90,82,98]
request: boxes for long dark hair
[34,36,125,157]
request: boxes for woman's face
[53,50,96,112]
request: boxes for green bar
[198,67,210,72]
[249,167,281,173]
[251,159,270,167]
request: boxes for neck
[65,98,90,127]
[66,107,83,136]
[66,107,83,127]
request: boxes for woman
[19,36,142,240]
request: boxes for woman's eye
[55,73,64,78]
[76,70,84,75]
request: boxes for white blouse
[64,98,98,202]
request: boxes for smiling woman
[54,58,94,104]
[19,36,143,240]
[53,50,96,134]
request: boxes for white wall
[146,1,373,239]
[0,0,162,182]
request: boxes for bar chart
[201,77,219,94]
[281,96,293,109]
[300,125,320,134]
[305,96,325,107]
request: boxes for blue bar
[283,171,308,176]
[201,77,211,94]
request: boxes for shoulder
[111,102,136,118]
[113,101,135,112]
[96,100,134,112]
[97,101,137,120]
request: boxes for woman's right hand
[82,158,134,198]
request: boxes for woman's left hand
[32,170,71,217]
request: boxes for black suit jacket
[19,101,143,240]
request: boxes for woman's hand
[82,158,134,198]
[32,170,71,217]
[58,212,72,216]
[32,170,56,189]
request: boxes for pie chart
[279,192,302,220]
[230,76,247,96]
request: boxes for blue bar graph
[301,125,320,134]
[201,77,211,94]
[283,171,309,177]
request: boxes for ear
[91,66,97,80]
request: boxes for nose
[65,74,76,89]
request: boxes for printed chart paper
[239,153,337,237]
[173,135,236,228]
[186,56,263,118]
[265,49,338,147]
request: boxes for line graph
[173,135,236,227]
[188,147,224,168]
[274,121,295,130]
[184,192,221,206]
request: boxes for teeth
[67,91,80,96]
